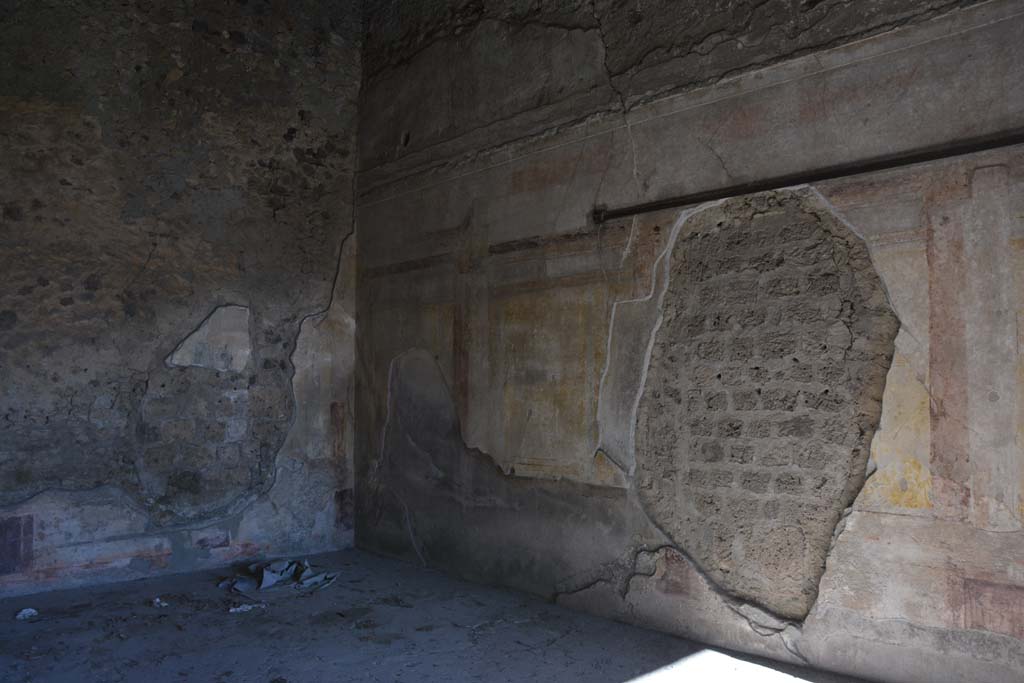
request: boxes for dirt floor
[0,550,866,682]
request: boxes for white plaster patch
[167,305,251,373]
[594,200,726,475]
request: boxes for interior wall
[356,1,1024,682]
[0,0,360,594]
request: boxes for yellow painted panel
[861,345,933,511]
[494,284,607,481]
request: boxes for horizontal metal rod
[592,128,1024,223]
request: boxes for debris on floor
[0,550,863,682]
[14,608,38,620]
[152,597,169,608]
[218,558,338,594]
[228,602,267,614]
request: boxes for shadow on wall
[359,189,899,637]
[362,347,661,597]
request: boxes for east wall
[355,1,1024,681]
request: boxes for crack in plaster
[361,2,1021,209]
[164,303,252,372]
[594,200,726,474]
[614,0,985,111]
[554,537,812,659]
[393,488,428,567]
[727,602,809,665]
[372,351,428,567]
[589,0,642,201]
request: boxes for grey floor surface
[0,549,867,683]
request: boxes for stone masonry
[0,0,360,557]
[636,190,899,620]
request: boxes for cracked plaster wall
[0,0,360,594]
[2,1,1024,680]
[358,0,986,184]
[357,2,1024,682]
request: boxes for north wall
[0,0,360,594]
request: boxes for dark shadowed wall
[0,0,360,593]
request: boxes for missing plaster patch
[595,202,725,474]
[168,305,251,372]
[634,189,898,620]
[139,303,290,525]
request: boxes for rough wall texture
[636,192,898,619]
[0,0,360,593]
[593,0,985,105]
[357,1,1024,682]
[359,0,984,180]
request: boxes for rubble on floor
[218,558,338,594]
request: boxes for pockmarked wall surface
[0,0,360,594]
[356,2,1024,681]
[636,193,899,621]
